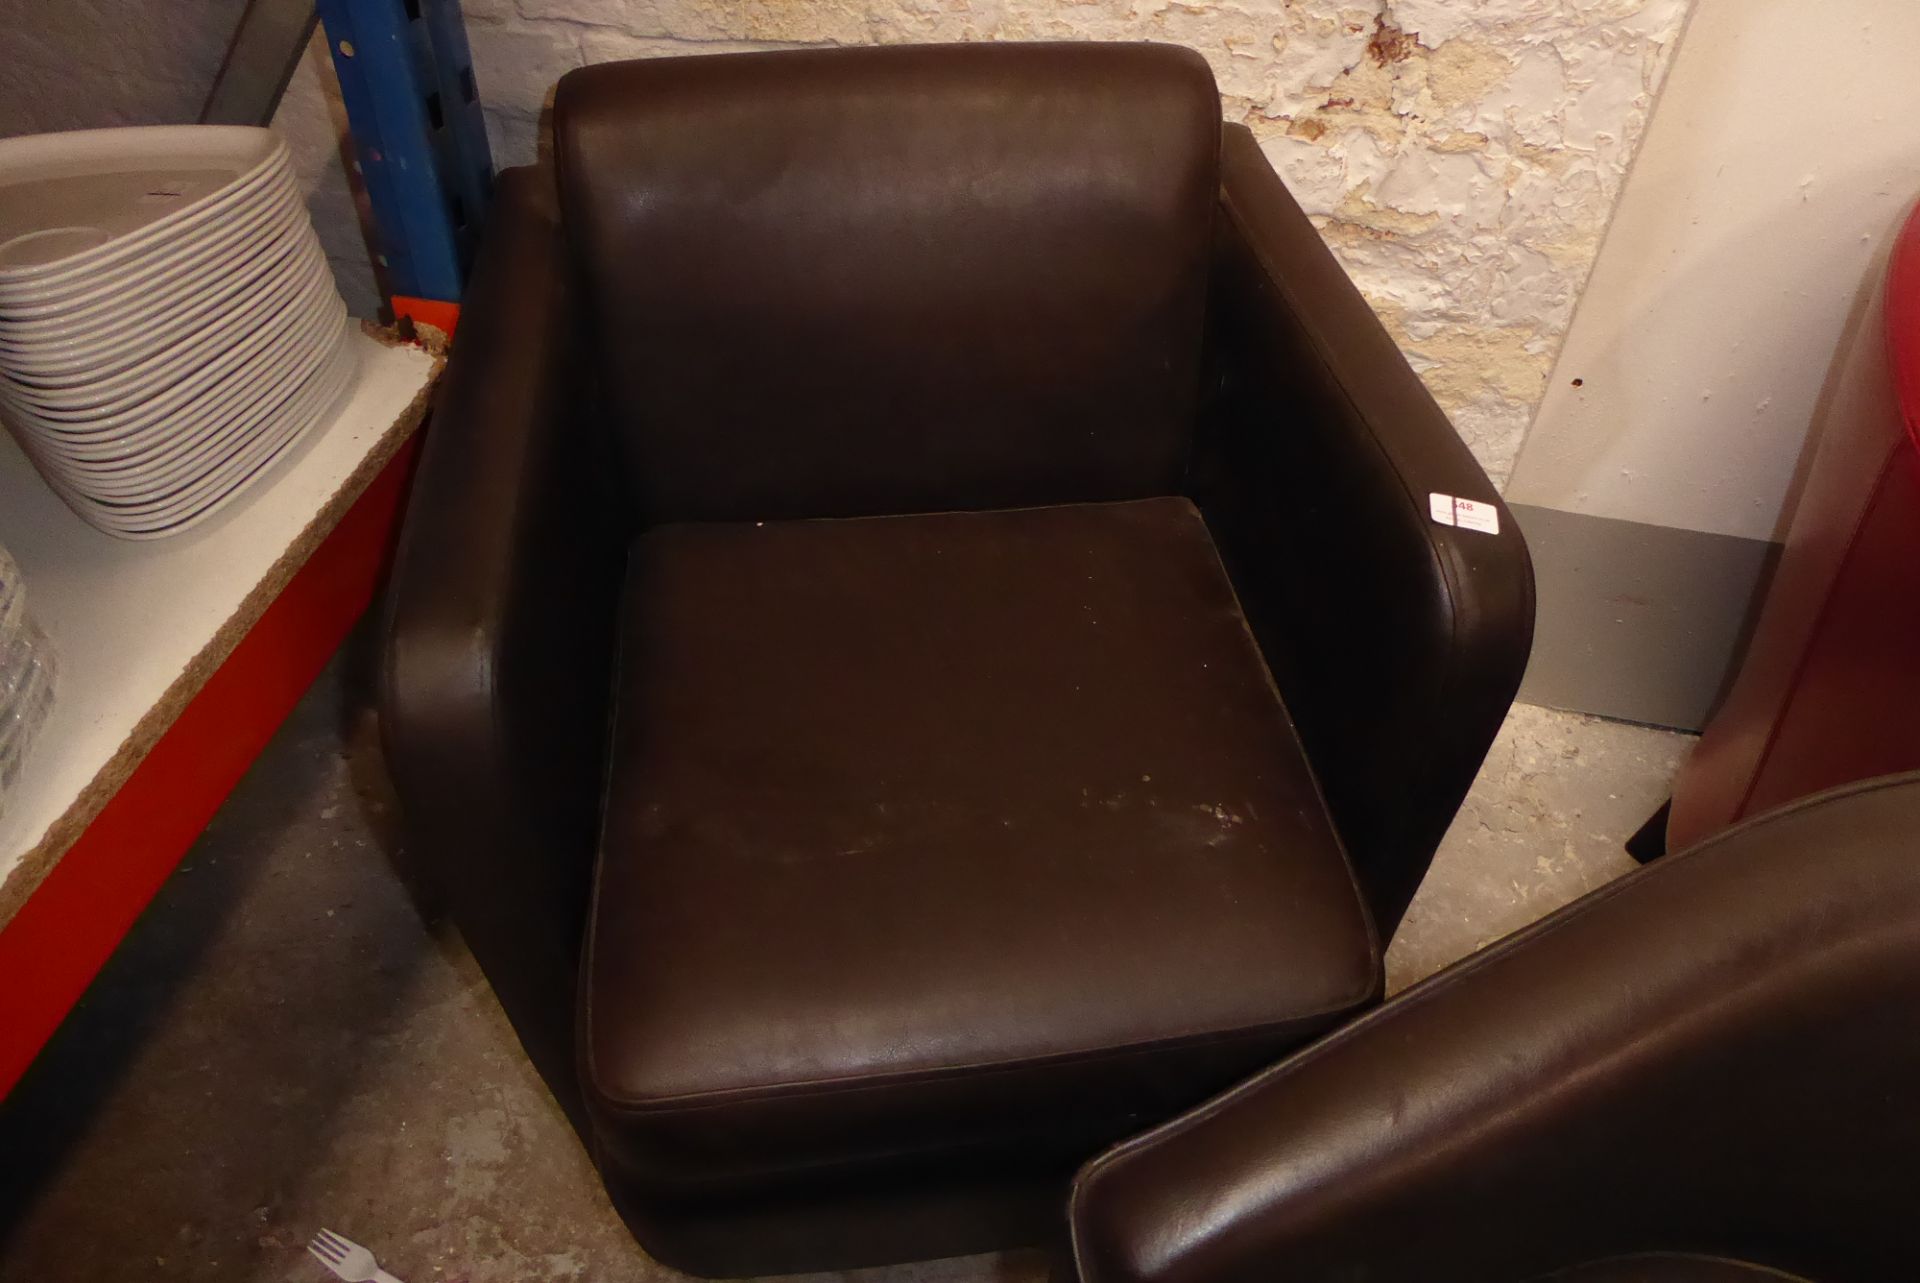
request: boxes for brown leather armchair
[1068,773,1920,1283]
[380,42,1532,1277]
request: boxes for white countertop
[0,328,438,925]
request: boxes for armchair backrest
[553,42,1219,523]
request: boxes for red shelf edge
[0,435,423,1101]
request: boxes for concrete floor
[0,641,1691,1283]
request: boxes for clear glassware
[0,543,55,808]
[0,540,22,641]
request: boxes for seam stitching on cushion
[592,999,1367,1119]
[1192,504,1384,975]
[582,555,639,1107]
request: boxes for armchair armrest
[1195,125,1534,934]
[1068,774,1920,1283]
[380,166,625,1127]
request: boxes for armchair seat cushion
[584,496,1378,1196]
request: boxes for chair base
[1626,799,1672,864]
[598,1145,1070,1278]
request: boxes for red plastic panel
[0,437,421,1100]
[1728,448,1920,822]
[1669,197,1920,850]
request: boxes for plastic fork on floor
[307,1228,405,1283]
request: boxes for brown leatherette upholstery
[1534,1261,1815,1283]
[380,42,1533,1277]
[379,166,625,1128]
[587,498,1377,1193]
[1196,124,1533,935]
[553,43,1218,523]
[1068,775,1920,1283]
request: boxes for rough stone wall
[0,0,1690,479]
[332,0,1693,482]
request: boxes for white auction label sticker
[1428,492,1500,535]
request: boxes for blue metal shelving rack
[314,0,494,303]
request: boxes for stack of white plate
[0,126,355,540]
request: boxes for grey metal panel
[1510,504,1778,732]
[201,0,318,126]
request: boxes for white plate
[2,235,323,401]
[0,271,341,439]
[0,169,299,340]
[0,209,311,376]
[0,288,339,465]
[21,344,329,497]
[29,326,356,537]
[0,191,303,357]
[147,335,357,513]
[7,299,345,487]
[0,162,299,321]
[0,150,295,309]
[0,219,315,382]
[0,241,327,410]
[0,127,284,284]
[17,326,349,527]
[3,321,344,509]
[0,163,295,326]
[55,333,350,511]
[20,315,346,495]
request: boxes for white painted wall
[1509,0,1920,541]
[0,0,246,136]
[274,33,386,321]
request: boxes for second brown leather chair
[1068,774,1920,1283]
[381,41,1533,1276]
